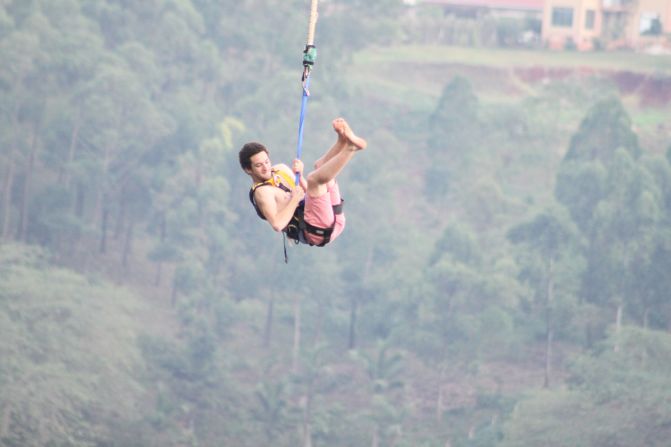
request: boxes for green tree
[0,244,147,446]
[335,128,411,351]
[0,13,43,242]
[428,75,480,151]
[425,76,480,202]
[563,96,640,163]
[76,59,172,253]
[320,0,404,57]
[500,327,671,447]
[288,343,342,447]
[149,117,242,305]
[508,204,581,387]
[419,222,507,363]
[412,222,522,422]
[252,380,292,444]
[556,96,640,232]
[353,341,405,447]
[634,155,671,330]
[581,149,661,347]
[555,99,661,345]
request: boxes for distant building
[413,0,671,51]
[415,0,544,17]
[542,0,601,50]
[542,0,671,50]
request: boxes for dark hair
[239,142,268,171]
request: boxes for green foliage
[2,1,671,445]
[554,98,668,335]
[255,381,289,436]
[431,222,482,266]
[579,149,662,310]
[0,244,147,446]
[555,160,607,231]
[424,75,481,201]
[500,327,671,447]
[564,96,641,163]
[357,342,405,395]
[428,75,480,151]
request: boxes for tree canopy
[1,1,671,446]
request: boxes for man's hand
[292,185,305,203]
[292,159,304,178]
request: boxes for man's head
[239,142,271,181]
[239,142,267,170]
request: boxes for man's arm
[291,159,308,191]
[254,185,304,232]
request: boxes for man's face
[247,151,272,182]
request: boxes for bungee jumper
[238,0,367,261]
[239,118,366,250]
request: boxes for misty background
[1,0,671,446]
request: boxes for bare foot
[333,118,348,144]
[332,118,367,151]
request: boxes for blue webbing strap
[287,64,312,262]
[295,75,311,186]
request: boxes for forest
[1,0,671,446]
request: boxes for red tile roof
[420,0,544,11]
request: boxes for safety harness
[249,169,343,252]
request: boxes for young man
[239,117,366,246]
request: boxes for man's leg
[313,129,347,169]
[306,118,366,198]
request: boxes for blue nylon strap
[295,75,311,185]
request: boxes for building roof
[418,0,544,12]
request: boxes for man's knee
[307,172,333,197]
[307,172,335,188]
[306,171,321,188]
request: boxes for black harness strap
[287,200,343,248]
[249,184,343,248]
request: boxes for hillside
[353,45,671,111]
[2,0,671,444]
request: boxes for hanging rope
[295,0,319,185]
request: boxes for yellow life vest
[251,169,295,193]
[249,169,295,220]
